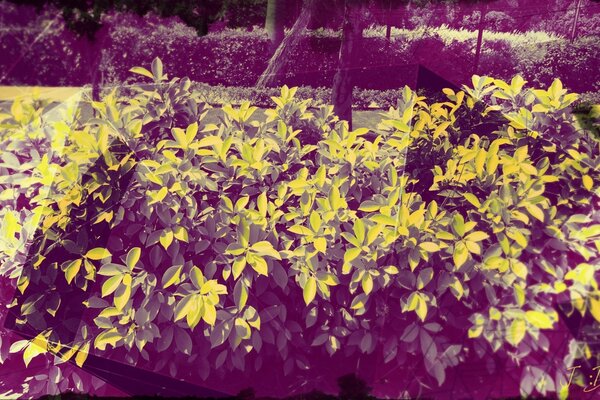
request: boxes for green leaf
[159,229,174,250]
[174,295,195,322]
[22,334,47,367]
[465,231,489,242]
[419,242,440,252]
[417,268,434,290]
[415,295,427,322]
[510,260,528,280]
[94,328,122,351]
[359,201,381,212]
[186,122,198,144]
[248,254,268,276]
[102,275,123,297]
[234,279,248,309]
[203,303,217,326]
[162,265,183,288]
[452,214,465,237]
[186,296,203,330]
[303,277,317,305]
[64,259,82,284]
[525,204,545,222]
[288,225,313,236]
[507,319,526,346]
[316,271,339,286]
[173,226,189,243]
[362,274,373,295]
[463,193,481,208]
[235,318,251,339]
[129,67,154,80]
[344,247,361,264]
[196,135,222,148]
[126,247,141,270]
[309,211,322,232]
[85,248,112,260]
[582,175,593,191]
[75,342,90,367]
[251,241,281,260]
[370,214,397,226]
[149,187,168,205]
[151,57,163,80]
[453,242,469,269]
[350,293,368,310]
[314,237,327,253]
[353,219,366,244]
[98,263,127,276]
[114,274,131,310]
[232,257,247,280]
[525,311,554,329]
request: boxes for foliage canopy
[0,59,599,397]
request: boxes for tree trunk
[265,0,287,52]
[257,0,317,87]
[385,0,392,42]
[570,0,583,42]
[331,1,362,130]
[473,5,486,76]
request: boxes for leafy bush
[2,10,599,100]
[193,84,435,110]
[514,36,600,94]
[1,60,599,398]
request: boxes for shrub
[514,36,600,94]
[1,60,599,399]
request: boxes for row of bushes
[193,84,447,110]
[1,11,599,94]
[1,59,599,398]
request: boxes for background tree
[265,0,288,51]
[6,0,227,99]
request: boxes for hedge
[1,11,599,95]
[1,59,599,398]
